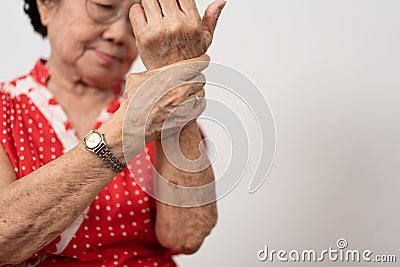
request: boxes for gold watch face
[85,132,102,149]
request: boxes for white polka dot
[85,244,90,248]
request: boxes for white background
[1,1,399,266]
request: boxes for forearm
[0,125,120,264]
[154,120,217,254]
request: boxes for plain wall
[1,1,399,266]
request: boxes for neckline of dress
[28,59,124,151]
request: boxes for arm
[0,119,121,265]
[153,122,217,254]
[0,56,208,264]
[129,0,226,253]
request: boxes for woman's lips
[95,50,120,64]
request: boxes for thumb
[202,0,227,49]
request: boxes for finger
[158,0,180,19]
[165,54,210,71]
[142,0,163,26]
[177,0,201,21]
[186,73,206,96]
[202,0,226,47]
[159,54,210,81]
[130,4,148,38]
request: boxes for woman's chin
[82,72,122,89]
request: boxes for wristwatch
[83,129,126,173]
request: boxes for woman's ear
[36,0,57,26]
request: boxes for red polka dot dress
[0,60,177,267]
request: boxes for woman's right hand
[110,54,209,161]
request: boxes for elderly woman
[0,0,225,266]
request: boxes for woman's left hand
[130,0,226,70]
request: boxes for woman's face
[43,0,139,88]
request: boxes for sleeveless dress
[0,60,176,267]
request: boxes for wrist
[97,113,124,164]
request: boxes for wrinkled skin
[120,55,209,160]
[130,0,226,69]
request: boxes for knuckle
[170,21,185,33]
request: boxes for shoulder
[0,59,48,98]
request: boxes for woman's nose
[102,16,133,45]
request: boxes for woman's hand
[129,0,226,70]
[114,55,209,160]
